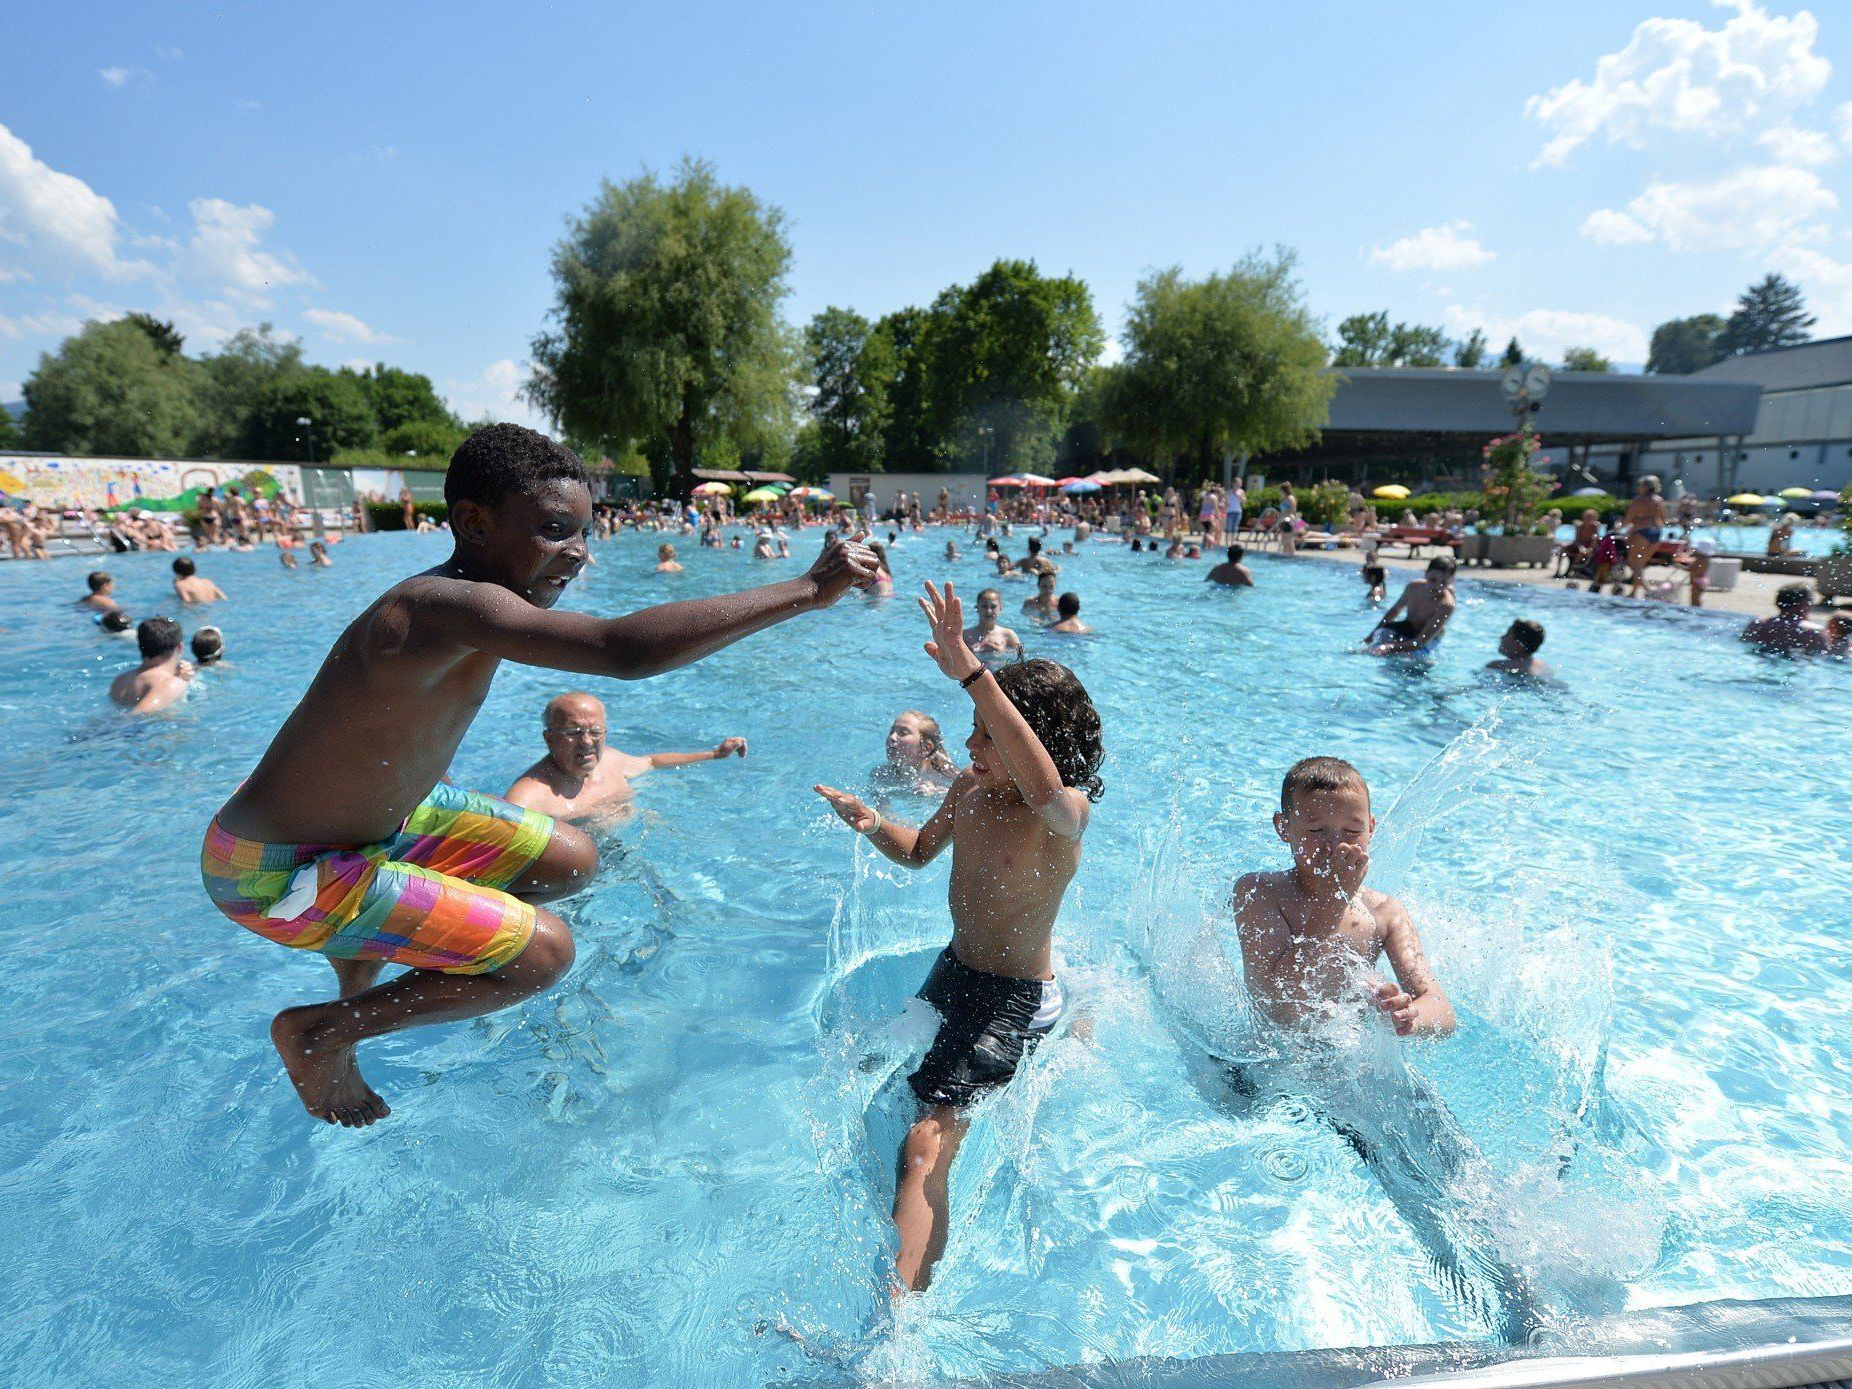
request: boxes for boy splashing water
[202,425,877,1127]
[815,581,1104,1293]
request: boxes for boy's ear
[450,498,491,547]
[1272,810,1289,842]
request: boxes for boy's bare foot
[271,1006,391,1127]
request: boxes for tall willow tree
[527,159,799,490]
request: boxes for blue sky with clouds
[6,1,1852,422]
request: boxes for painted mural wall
[0,454,305,511]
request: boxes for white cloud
[99,66,151,89]
[1838,99,1852,146]
[303,307,400,345]
[1770,243,1852,335]
[1757,123,1837,165]
[0,308,89,342]
[1582,164,1835,252]
[1527,1,1832,168]
[178,197,314,308]
[0,122,149,279]
[447,359,545,428]
[1443,304,1649,364]
[154,45,184,62]
[1369,221,1495,272]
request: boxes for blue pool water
[3,530,1849,1387]
[1550,521,1844,558]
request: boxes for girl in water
[867,541,896,597]
[870,710,958,796]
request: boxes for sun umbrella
[1570,486,1610,497]
[788,486,833,501]
[1810,489,1841,502]
[988,475,1028,487]
[692,481,732,496]
[1778,486,1815,499]
[1371,484,1411,500]
[1060,480,1102,495]
[1726,493,1770,506]
[1016,473,1058,487]
[1120,468,1162,485]
[742,487,782,504]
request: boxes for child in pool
[1366,556,1456,655]
[1021,568,1059,620]
[815,581,1103,1293]
[964,588,1023,658]
[1485,619,1552,681]
[110,616,195,713]
[310,539,332,568]
[1234,757,1453,1040]
[1048,592,1091,634]
[201,424,877,1128]
[870,709,959,796]
[867,541,896,596]
[78,570,120,613]
[1361,562,1386,603]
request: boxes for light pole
[976,424,994,476]
[296,416,325,539]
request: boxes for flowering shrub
[1480,424,1558,531]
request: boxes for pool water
[2,529,1849,1387]
[1550,521,1844,559]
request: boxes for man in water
[172,556,227,605]
[504,691,747,820]
[1367,555,1456,655]
[1741,584,1829,655]
[199,424,876,1128]
[78,570,120,613]
[1205,545,1254,587]
[1485,619,1553,681]
[1047,592,1091,634]
[110,616,195,713]
[963,588,1023,658]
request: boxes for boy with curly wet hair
[816,580,1104,1294]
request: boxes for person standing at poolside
[200,424,878,1129]
[504,691,747,821]
[196,488,222,547]
[1623,477,1667,599]
[400,486,417,532]
[815,584,1103,1293]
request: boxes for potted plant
[1480,426,1557,567]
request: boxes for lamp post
[296,416,325,539]
[976,424,994,476]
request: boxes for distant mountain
[1,400,22,419]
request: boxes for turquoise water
[2,530,1849,1386]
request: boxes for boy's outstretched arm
[920,581,1088,840]
[814,782,957,868]
[1375,895,1456,1038]
[424,533,878,677]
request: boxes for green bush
[366,500,449,531]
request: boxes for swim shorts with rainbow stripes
[201,782,554,975]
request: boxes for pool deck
[1282,542,1835,620]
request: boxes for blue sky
[6,1,1852,422]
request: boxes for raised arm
[815,781,958,868]
[421,533,878,678]
[1374,894,1456,1037]
[920,581,1088,840]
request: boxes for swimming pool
[3,529,1849,1387]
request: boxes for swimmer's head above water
[886,710,955,775]
[191,625,224,664]
[137,615,183,662]
[1274,756,1374,886]
[443,423,593,610]
[542,690,607,776]
[974,659,1105,802]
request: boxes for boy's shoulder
[1232,868,1289,906]
[1361,887,1408,930]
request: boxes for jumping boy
[1234,757,1453,1040]
[1366,555,1456,656]
[201,424,877,1128]
[815,581,1104,1293]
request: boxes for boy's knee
[523,909,577,983]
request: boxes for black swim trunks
[908,948,1063,1109]
[1373,618,1419,642]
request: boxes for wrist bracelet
[959,667,986,689]
[865,810,882,836]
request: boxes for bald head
[545,691,605,729]
[542,691,607,775]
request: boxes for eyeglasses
[547,726,605,742]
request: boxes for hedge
[367,501,449,531]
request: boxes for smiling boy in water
[201,424,877,1128]
[1234,757,1453,1040]
[815,581,1103,1293]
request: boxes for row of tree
[1644,274,1815,374]
[11,314,469,464]
[1330,315,1614,374]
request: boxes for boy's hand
[919,581,982,682]
[1304,840,1369,898]
[813,783,877,833]
[715,737,748,759]
[806,532,880,607]
[1372,980,1419,1036]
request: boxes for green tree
[124,312,186,360]
[354,364,457,435]
[920,258,1103,473]
[193,324,306,456]
[872,307,940,471]
[1716,273,1814,359]
[1561,346,1614,372]
[1332,311,1449,367]
[0,403,19,449]
[527,157,799,491]
[247,367,380,461]
[1501,337,1525,367]
[1104,249,1334,483]
[804,305,891,473]
[1645,314,1724,374]
[381,418,466,460]
[21,317,199,457]
[1453,328,1489,369]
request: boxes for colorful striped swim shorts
[201,782,554,975]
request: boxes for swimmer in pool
[815,581,1103,1293]
[870,709,959,796]
[1021,568,1059,620]
[1366,556,1456,656]
[1047,592,1091,634]
[78,570,120,613]
[1741,584,1830,655]
[504,690,747,820]
[1234,757,1453,1041]
[963,588,1023,659]
[191,625,226,667]
[1361,562,1387,604]
[655,543,683,573]
[200,425,877,1129]
[944,540,961,562]
[1205,545,1254,588]
[171,556,227,605]
[310,540,332,568]
[1485,619,1553,681]
[109,616,196,714]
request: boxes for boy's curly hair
[993,658,1105,802]
[445,423,588,509]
